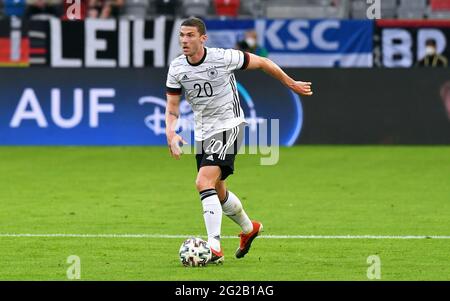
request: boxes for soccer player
[165,18,313,264]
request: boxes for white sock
[221,191,253,234]
[200,189,222,251]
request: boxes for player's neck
[187,47,207,66]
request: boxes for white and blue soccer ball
[179,237,212,267]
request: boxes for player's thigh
[195,165,222,190]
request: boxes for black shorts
[195,123,245,180]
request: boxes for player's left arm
[245,52,313,96]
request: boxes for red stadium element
[430,0,450,11]
[29,48,46,55]
[214,0,240,17]
[0,38,29,67]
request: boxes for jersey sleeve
[166,63,182,95]
[223,48,250,71]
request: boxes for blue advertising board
[0,69,303,145]
[205,19,374,67]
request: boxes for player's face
[179,26,207,56]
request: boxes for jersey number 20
[194,82,213,97]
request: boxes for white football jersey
[166,47,249,141]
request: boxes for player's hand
[289,81,313,96]
[167,134,187,160]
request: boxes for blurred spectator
[25,0,61,18]
[440,81,450,121]
[4,0,26,17]
[88,0,123,18]
[236,30,267,57]
[417,38,448,67]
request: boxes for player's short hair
[181,17,207,36]
[426,38,437,47]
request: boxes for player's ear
[201,34,208,44]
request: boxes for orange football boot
[235,221,263,259]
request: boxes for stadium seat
[155,0,178,15]
[427,10,450,19]
[239,0,265,18]
[350,0,368,19]
[265,0,332,19]
[397,0,426,19]
[380,0,397,18]
[397,8,425,19]
[123,0,149,18]
[4,0,26,17]
[214,0,240,17]
[427,0,450,18]
[430,0,450,11]
[328,0,351,19]
[264,0,348,19]
[399,0,427,8]
[181,0,209,17]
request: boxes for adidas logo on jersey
[182,74,189,80]
[206,155,214,161]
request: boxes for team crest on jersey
[206,67,218,79]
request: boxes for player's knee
[195,176,216,192]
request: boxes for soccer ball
[179,237,212,267]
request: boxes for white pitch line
[0,234,450,239]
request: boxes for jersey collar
[186,47,207,66]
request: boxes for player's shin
[221,191,253,234]
[199,189,223,251]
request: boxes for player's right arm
[165,93,186,160]
[165,60,187,160]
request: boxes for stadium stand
[239,0,264,18]
[265,0,349,19]
[180,0,209,17]
[122,0,149,18]
[155,0,178,16]
[397,0,427,19]
[350,0,368,19]
[380,0,397,18]
[428,0,450,18]
[1,0,450,20]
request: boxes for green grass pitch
[0,146,449,280]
